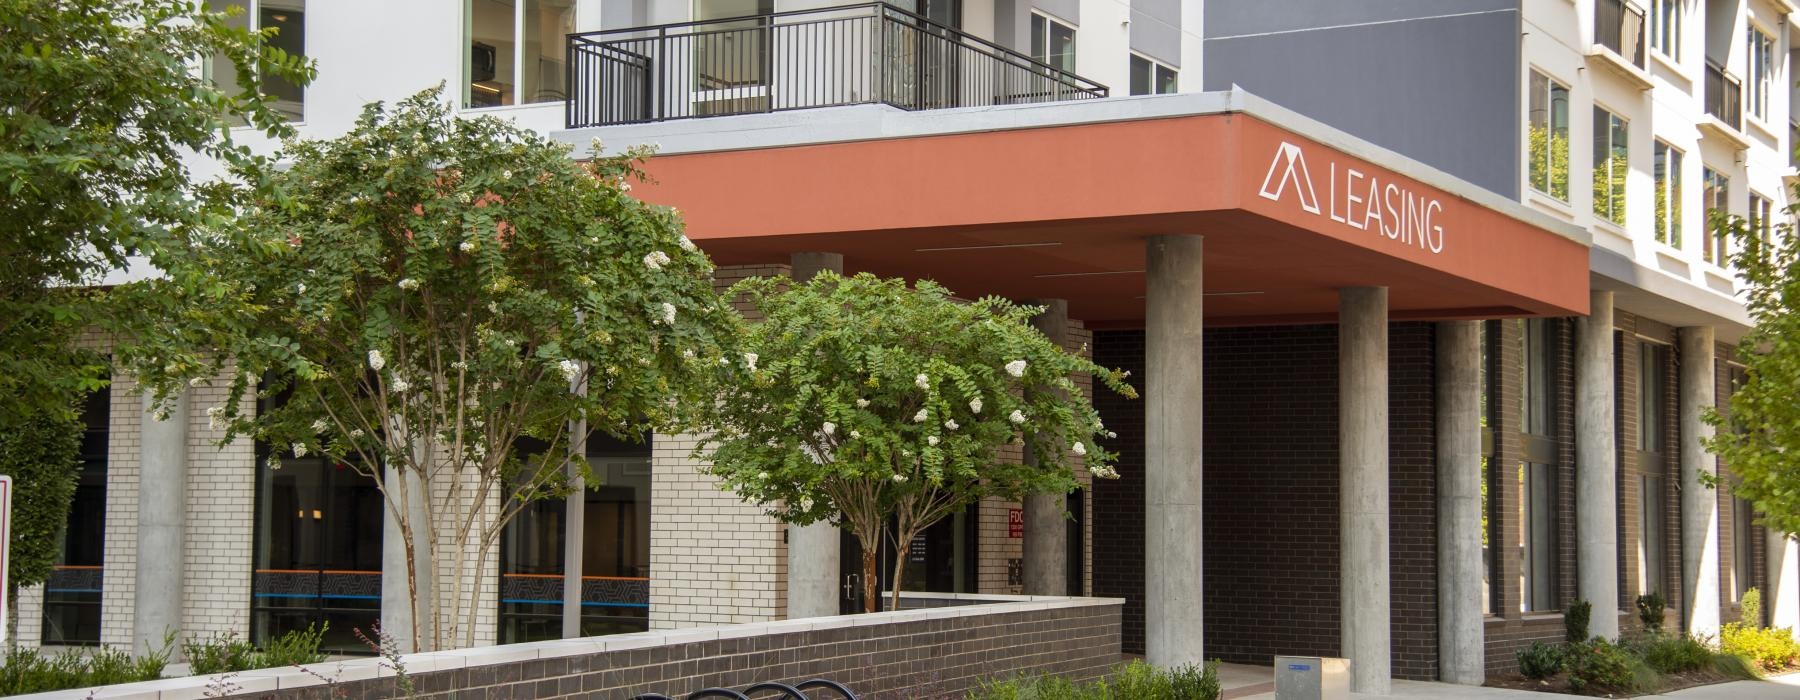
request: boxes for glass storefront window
[252,446,384,654]
[498,432,652,644]
[43,384,109,646]
[467,0,576,107]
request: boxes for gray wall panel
[1203,3,1521,198]
[1131,0,1182,66]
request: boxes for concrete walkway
[1214,663,1800,699]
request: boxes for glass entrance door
[838,503,977,613]
[251,452,384,654]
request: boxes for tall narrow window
[1750,192,1773,256]
[1030,12,1076,73]
[1651,0,1680,60]
[43,384,109,646]
[1654,141,1683,247]
[1519,318,1560,612]
[1638,342,1668,597]
[1593,108,1630,225]
[1703,167,1731,264]
[205,0,307,121]
[466,0,577,107]
[1129,54,1178,96]
[1529,71,1572,201]
[1733,497,1755,602]
[1747,26,1774,122]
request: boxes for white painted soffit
[1590,246,1754,343]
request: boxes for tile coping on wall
[15,593,1124,700]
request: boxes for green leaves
[1705,193,1800,535]
[699,270,1136,529]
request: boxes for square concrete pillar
[1577,291,1620,638]
[1680,326,1720,638]
[1339,287,1390,695]
[1144,235,1204,667]
[787,251,843,619]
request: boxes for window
[1030,12,1076,74]
[1637,341,1668,597]
[499,432,652,643]
[1529,71,1572,201]
[205,0,307,121]
[466,0,576,107]
[43,385,109,646]
[1747,26,1774,122]
[1593,107,1629,225]
[1519,318,1560,612]
[1654,141,1683,247]
[1751,192,1773,255]
[1703,167,1730,264]
[1129,54,1178,96]
[1734,497,1755,602]
[1650,0,1679,60]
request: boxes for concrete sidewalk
[1215,663,1800,699]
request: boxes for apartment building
[19,0,1794,693]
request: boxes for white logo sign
[1257,141,1446,254]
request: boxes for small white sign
[0,475,12,647]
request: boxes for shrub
[1742,588,1764,628]
[1564,639,1655,694]
[185,631,258,675]
[184,625,327,674]
[1721,622,1800,672]
[1638,593,1667,634]
[1639,633,1712,674]
[970,660,1221,700]
[1516,642,1562,679]
[0,643,169,695]
[1566,599,1593,643]
[1711,651,1761,680]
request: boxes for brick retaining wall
[16,594,1121,700]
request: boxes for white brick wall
[181,373,255,640]
[648,431,786,629]
[100,370,140,648]
[428,459,500,649]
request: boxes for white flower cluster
[743,353,758,371]
[643,250,671,270]
[397,278,420,290]
[1072,441,1087,456]
[459,240,476,252]
[913,408,929,423]
[657,303,677,325]
[943,419,958,431]
[926,436,939,446]
[891,473,908,483]
[968,397,982,414]
[1091,464,1120,479]
[206,405,225,430]
[558,359,581,383]
[1009,410,1026,424]
[390,376,411,393]
[855,398,869,408]
[915,373,930,390]
[368,349,386,371]
[1005,359,1028,378]
[312,419,329,433]
[822,422,836,436]
[678,235,697,252]
[292,443,308,458]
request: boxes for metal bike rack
[629,678,859,700]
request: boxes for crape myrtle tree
[1704,206,1800,535]
[701,272,1136,613]
[133,89,741,651]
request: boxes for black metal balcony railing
[1706,60,1743,131]
[565,3,1109,128]
[1595,0,1646,69]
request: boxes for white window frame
[1527,69,1572,203]
[1592,105,1630,227]
[465,0,576,109]
[1747,23,1775,124]
[206,0,307,123]
[1702,166,1731,265]
[1653,140,1683,249]
[1128,52,1178,96]
[1029,11,1077,73]
[1649,0,1679,61]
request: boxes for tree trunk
[889,543,909,614]
[861,546,878,614]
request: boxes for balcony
[1586,0,1651,89]
[1699,60,1749,151]
[564,3,1109,129]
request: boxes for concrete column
[1436,321,1484,685]
[1577,291,1621,639]
[1144,235,1204,667]
[1023,299,1070,596]
[134,391,189,657]
[382,459,435,652]
[562,421,587,638]
[788,251,843,618]
[1680,326,1720,638]
[1768,531,1799,633]
[1340,287,1391,695]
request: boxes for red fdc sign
[1008,507,1023,538]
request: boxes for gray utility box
[1273,656,1350,700]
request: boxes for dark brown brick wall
[1091,323,1439,681]
[231,603,1122,700]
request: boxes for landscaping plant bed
[1487,666,1754,697]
